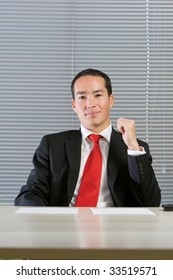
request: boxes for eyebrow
[75,91,87,95]
[75,89,104,95]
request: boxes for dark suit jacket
[14,128,161,206]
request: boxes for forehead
[74,75,106,92]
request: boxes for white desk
[0,206,173,259]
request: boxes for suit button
[138,163,144,178]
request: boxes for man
[14,68,161,207]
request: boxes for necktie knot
[88,134,102,143]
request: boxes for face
[72,75,114,133]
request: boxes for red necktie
[75,134,102,207]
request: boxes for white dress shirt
[70,124,146,207]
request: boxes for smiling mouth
[85,111,100,117]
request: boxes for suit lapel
[108,128,127,206]
[65,130,82,202]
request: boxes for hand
[117,118,140,151]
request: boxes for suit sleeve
[14,136,50,206]
[127,141,161,207]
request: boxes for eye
[78,95,86,100]
[95,93,102,97]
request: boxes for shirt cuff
[128,146,146,156]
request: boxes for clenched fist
[117,118,141,151]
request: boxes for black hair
[71,68,112,99]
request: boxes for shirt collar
[80,124,112,143]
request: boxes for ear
[72,99,76,112]
[109,95,114,108]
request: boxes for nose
[86,95,96,108]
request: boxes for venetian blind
[0,0,73,204]
[0,0,172,204]
[146,0,173,203]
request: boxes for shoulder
[35,130,81,152]
[44,130,80,139]
[41,130,81,144]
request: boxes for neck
[82,123,111,134]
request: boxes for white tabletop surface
[0,206,173,259]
